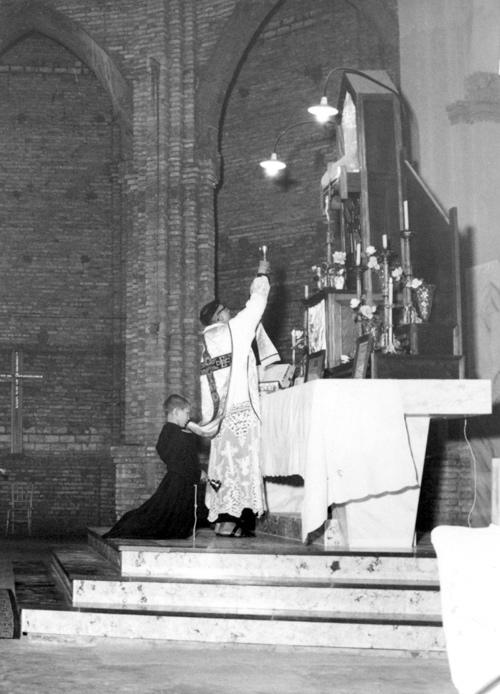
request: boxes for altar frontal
[261,379,491,548]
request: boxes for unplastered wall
[216,0,399,359]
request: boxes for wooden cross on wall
[0,349,43,453]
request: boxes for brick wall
[217,0,400,360]
[0,451,114,536]
[0,30,120,534]
[0,0,236,534]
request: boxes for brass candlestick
[381,248,396,353]
[400,230,416,324]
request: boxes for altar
[260,379,491,549]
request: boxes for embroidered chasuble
[200,277,279,521]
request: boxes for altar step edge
[50,549,442,616]
[21,606,445,651]
[87,529,439,582]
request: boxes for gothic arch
[195,0,286,169]
[0,0,131,129]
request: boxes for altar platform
[11,527,447,653]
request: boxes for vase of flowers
[312,251,347,291]
[333,274,345,290]
[350,297,382,349]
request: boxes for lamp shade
[307,96,338,123]
[259,152,286,176]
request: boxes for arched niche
[0,0,131,130]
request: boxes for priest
[197,258,279,536]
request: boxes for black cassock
[104,422,201,539]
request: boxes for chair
[5,482,34,536]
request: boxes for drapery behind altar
[260,380,422,541]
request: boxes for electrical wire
[463,417,478,527]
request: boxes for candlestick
[403,201,409,230]
[355,267,362,301]
[382,234,388,250]
[400,229,416,324]
[355,242,361,266]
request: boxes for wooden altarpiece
[305,70,463,379]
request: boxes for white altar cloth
[261,379,491,546]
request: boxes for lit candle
[355,243,361,266]
[382,234,388,250]
[403,201,409,230]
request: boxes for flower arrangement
[407,276,423,290]
[350,296,377,320]
[365,245,404,284]
[312,250,347,290]
[350,296,383,346]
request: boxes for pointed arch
[195,0,286,170]
[195,0,398,171]
[0,0,131,129]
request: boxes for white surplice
[203,277,279,521]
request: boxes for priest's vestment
[201,276,278,522]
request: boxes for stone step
[16,535,445,652]
[52,549,441,616]
[0,557,20,639]
[88,528,439,582]
[20,605,445,651]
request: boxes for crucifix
[0,349,43,453]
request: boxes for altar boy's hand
[188,416,222,439]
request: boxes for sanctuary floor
[0,637,455,694]
[0,533,456,693]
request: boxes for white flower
[391,266,403,280]
[350,298,361,309]
[332,251,346,265]
[365,245,377,256]
[367,256,380,270]
[359,304,376,320]
[408,277,423,289]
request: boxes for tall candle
[403,201,409,230]
[355,243,361,266]
[388,277,393,305]
[304,285,309,299]
[382,234,388,250]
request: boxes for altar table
[260,379,491,548]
